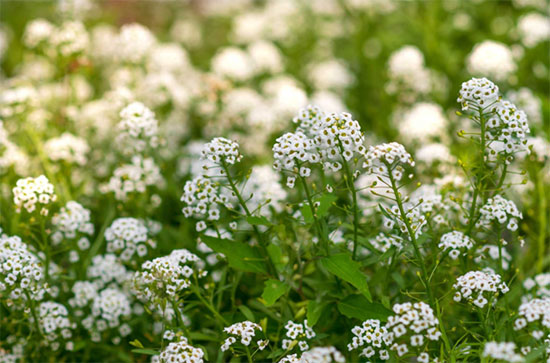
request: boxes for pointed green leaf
[337,295,392,322]
[262,279,290,306]
[246,215,272,226]
[316,194,337,218]
[307,300,327,327]
[321,253,371,301]
[201,235,267,274]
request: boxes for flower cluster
[133,249,203,303]
[103,156,163,201]
[300,346,345,363]
[523,273,550,298]
[154,336,204,363]
[116,102,159,154]
[86,254,132,289]
[282,320,316,352]
[82,287,132,343]
[242,165,287,216]
[12,175,57,215]
[363,142,414,181]
[51,201,94,246]
[104,218,156,261]
[476,195,522,232]
[348,319,390,360]
[457,77,500,111]
[385,302,441,359]
[273,131,320,187]
[514,298,550,336]
[221,321,268,352]
[453,269,509,308]
[383,203,427,239]
[181,176,233,229]
[0,233,48,305]
[467,41,516,81]
[483,342,524,363]
[201,137,242,165]
[44,133,90,165]
[438,231,474,259]
[37,302,76,351]
[369,233,403,254]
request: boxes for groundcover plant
[0,0,549,362]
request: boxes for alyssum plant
[1,77,547,363]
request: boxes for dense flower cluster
[369,233,403,253]
[104,218,156,261]
[523,273,550,298]
[438,231,474,259]
[0,233,48,305]
[457,77,500,111]
[51,201,94,246]
[201,137,243,166]
[476,195,522,232]
[467,41,516,81]
[44,133,90,165]
[385,302,441,359]
[221,321,268,352]
[155,336,204,363]
[363,142,414,181]
[86,254,132,289]
[133,249,203,303]
[37,302,76,351]
[383,203,427,239]
[453,269,509,308]
[103,156,163,201]
[282,320,316,352]
[300,346,345,363]
[242,165,287,215]
[12,175,57,215]
[483,342,524,363]
[348,319,390,360]
[514,298,550,335]
[116,102,159,154]
[181,176,233,229]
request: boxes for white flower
[117,102,159,154]
[483,342,524,363]
[453,269,508,308]
[104,218,156,261]
[467,41,516,81]
[438,231,474,259]
[13,175,57,215]
[363,142,414,182]
[201,137,242,165]
[44,133,90,165]
[518,13,550,48]
[159,336,204,363]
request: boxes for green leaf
[320,253,372,301]
[262,279,290,306]
[307,300,327,327]
[316,193,337,218]
[129,339,144,348]
[189,332,220,342]
[201,235,267,274]
[267,244,285,271]
[131,349,158,356]
[246,215,272,226]
[337,295,392,322]
[300,204,314,224]
[238,305,256,322]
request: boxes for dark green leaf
[307,300,327,327]
[321,253,372,301]
[201,235,267,274]
[262,279,289,306]
[316,194,337,218]
[301,204,314,224]
[131,349,158,356]
[246,215,272,226]
[238,305,255,322]
[337,295,392,322]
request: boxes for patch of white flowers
[0,233,48,306]
[476,195,522,232]
[282,320,316,352]
[37,302,76,351]
[483,341,524,363]
[154,335,204,363]
[221,320,268,352]
[514,297,550,336]
[385,301,441,360]
[51,201,94,247]
[133,249,204,303]
[439,231,474,259]
[348,319,390,360]
[363,142,414,182]
[13,175,57,215]
[104,218,156,261]
[202,137,243,165]
[369,233,403,254]
[44,132,90,165]
[116,102,159,154]
[300,346,345,363]
[83,287,132,343]
[453,269,509,308]
[103,156,163,201]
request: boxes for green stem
[339,150,360,260]
[220,161,276,276]
[387,168,451,355]
[536,169,547,273]
[191,285,228,327]
[297,172,328,255]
